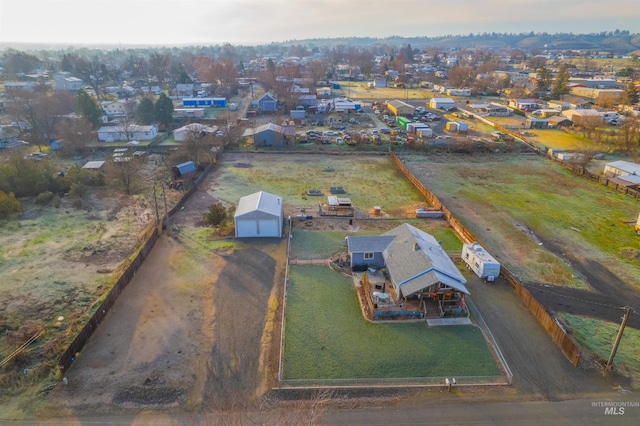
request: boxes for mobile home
[462,242,501,281]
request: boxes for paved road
[13,397,640,425]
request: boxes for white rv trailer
[462,242,501,282]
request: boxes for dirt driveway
[48,183,285,415]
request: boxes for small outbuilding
[172,161,197,178]
[234,191,283,238]
[429,98,455,110]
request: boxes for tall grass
[283,265,500,380]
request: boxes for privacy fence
[389,151,582,367]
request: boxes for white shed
[234,191,283,238]
[462,242,500,281]
[429,98,456,110]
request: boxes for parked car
[323,130,338,136]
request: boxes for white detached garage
[234,191,284,238]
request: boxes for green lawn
[212,155,426,214]
[283,265,501,381]
[291,227,462,260]
[403,155,640,289]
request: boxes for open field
[283,265,501,381]
[334,81,434,101]
[208,153,427,216]
[402,153,640,378]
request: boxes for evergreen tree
[136,97,156,124]
[154,93,174,129]
[536,67,552,94]
[551,64,570,99]
[620,82,639,105]
[76,89,103,129]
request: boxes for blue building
[257,92,277,112]
[182,98,227,108]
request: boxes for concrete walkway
[426,317,472,326]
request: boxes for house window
[364,252,374,260]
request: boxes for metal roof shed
[173,161,197,178]
[234,191,283,238]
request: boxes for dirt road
[48,183,284,415]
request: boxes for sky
[1,0,639,48]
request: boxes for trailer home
[462,242,500,281]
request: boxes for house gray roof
[347,236,395,254]
[606,160,640,175]
[235,191,282,218]
[254,122,296,136]
[382,224,468,297]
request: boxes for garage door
[236,219,257,237]
[258,219,278,237]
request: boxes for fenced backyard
[278,264,507,387]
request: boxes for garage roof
[235,191,282,218]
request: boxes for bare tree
[149,52,172,84]
[616,116,640,153]
[71,55,110,99]
[54,117,94,157]
[104,153,146,195]
[6,88,75,151]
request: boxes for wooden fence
[389,151,582,367]
[57,226,159,373]
[57,153,221,375]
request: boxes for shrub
[203,202,228,227]
[35,191,56,206]
[0,190,21,219]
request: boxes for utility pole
[152,183,160,230]
[161,184,170,234]
[606,306,632,371]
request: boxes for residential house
[257,92,277,112]
[603,161,640,178]
[97,124,158,142]
[54,72,83,91]
[173,123,218,142]
[346,223,469,308]
[246,122,295,147]
[561,109,603,125]
[509,99,538,111]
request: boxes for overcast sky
[1,0,639,47]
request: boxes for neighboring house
[97,124,158,142]
[446,88,471,96]
[296,94,317,108]
[248,122,296,147]
[182,98,227,108]
[561,108,603,125]
[316,87,332,97]
[101,99,137,117]
[509,99,538,110]
[429,98,455,110]
[386,99,415,117]
[3,81,35,93]
[548,96,593,110]
[547,116,573,128]
[603,160,640,178]
[82,161,105,170]
[331,98,361,113]
[0,125,26,149]
[525,118,549,129]
[175,83,194,97]
[373,77,387,88]
[172,108,205,118]
[257,92,278,112]
[54,72,83,91]
[173,123,218,142]
[569,87,623,103]
[234,191,283,238]
[346,223,469,299]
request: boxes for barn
[429,98,455,110]
[234,191,283,238]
